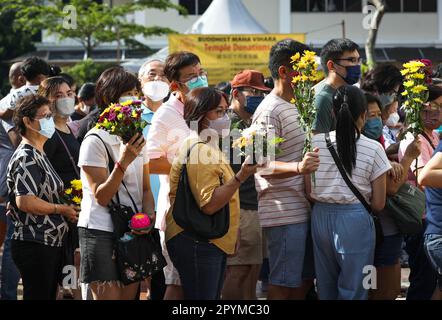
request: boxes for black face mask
[244,96,264,114]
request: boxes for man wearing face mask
[71,83,96,121]
[221,70,270,300]
[137,59,169,300]
[145,51,207,300]
[313,38,361,134]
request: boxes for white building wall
[40,0,441,49]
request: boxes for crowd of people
[0,37,442,301]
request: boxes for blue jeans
[405,220,437,300]
[167,232,227,300]
[1,213,20,300]
[312,202,375,300]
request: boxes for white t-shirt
[0,85,39,112]
[77,128,149,233]
[311,131,391,204]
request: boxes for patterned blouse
[7,144,68,247]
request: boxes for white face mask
[385,112,400,127]
[142,81,169,102]
[119,96,138,104]
[208,113,231,138]
[56,97,75,117]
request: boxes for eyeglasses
[181,70,208,84]
[335,57,363,64]
[145,71,167,81]
[239,88,265,97]
[215,108,227,117]
[34,113,53,121]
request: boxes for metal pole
[342,19,346,38]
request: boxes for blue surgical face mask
[186,75,209,90]
[34,116,56,139]
[336,64,361,85]
[244,96,264,115]
[363,118,383,140]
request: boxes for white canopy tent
[122,0,268,73]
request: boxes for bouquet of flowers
[401,60,429,136]
[232,122,284,165]
[291,50,320,185]
[95,100,148,143]
[129,213,154,235]
[291,50,320,155]
[62,179,82,206]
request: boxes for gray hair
[138,59,164,78]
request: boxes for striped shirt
[311,131,391,204]
[252,93,311,227]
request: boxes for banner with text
[168,34,306,85]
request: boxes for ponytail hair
[332,85,367,176]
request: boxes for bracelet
[234,175,242,184]
[115,161,125,174]
[296,161,301,174]
[54,204,58,214]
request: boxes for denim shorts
[264,222,315,288]
[78,227,120,284]
[374,233,404,267]
[424,233,442,291]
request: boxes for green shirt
[312,83,336,133]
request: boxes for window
[385,0,401,12]
[422,0,437,12]
[403,0,419,12]
[291,0,362,12]
[179,0,212,15]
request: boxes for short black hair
[364,92,383,112]
[59,72,76,88]
[320,38,359,75]
[164,51,201,82]
[428,85,442,102]
[215,81,231,96]
[78,83,96,101]
[20,57,51,82]
[14,94,50,135]
[361,63,403,94]
[49,65,62,77]
[269,39,311,79]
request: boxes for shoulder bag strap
[55,129,80,179]
[86,133,139,212]
[421,132,436,151]
[325,133,373,216]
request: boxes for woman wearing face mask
[39,76,82,299]
[398,85,442,300]
[7,94,78,300]
[362,93,422,300]
[309,85,392,300]
[165,87,258,300]
[77,67,155,300]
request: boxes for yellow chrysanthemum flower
[292,75,302,84]
[117,113,124,120]
[72,196,82,205]
[402,90,408,96]
[290,98,296,104]
[404,80,415,88]
[297,61,308,69]
[65,188,73,195]
[410,73,425,80]
[71,179,82,191]
[400,69,409,76]
[121,100,133,107]
[131,110,138,118]
[291,52,301,63]
[413,98,424,104]
[411,85,428,94]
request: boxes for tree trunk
[85,36,93,60]
[365,0,385,70]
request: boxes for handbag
[116,229,166,286]
[385,183,424,235]
[172,141,230,240]
[325,133,384,247]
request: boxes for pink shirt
[398,131,440,187]
[145,93,190,229]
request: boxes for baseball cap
[230,70,271,92]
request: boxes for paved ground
[0,245,412,300]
